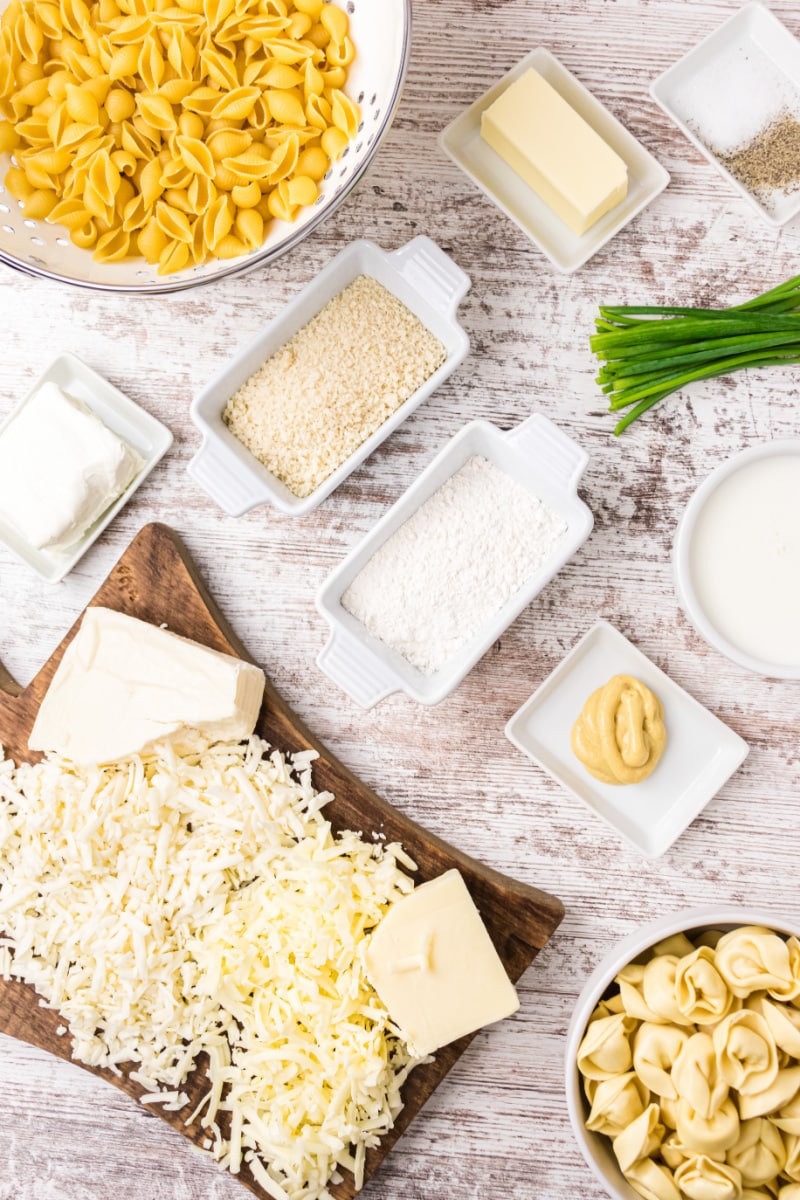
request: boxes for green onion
[591,272,800,434]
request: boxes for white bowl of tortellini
[566,908,800,1200]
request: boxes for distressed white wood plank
[2,0,800,1196]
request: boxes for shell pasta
[0,0,360,273]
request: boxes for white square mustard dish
[0,353,173,584]
[439,47,670,273]
[505,620,749,858]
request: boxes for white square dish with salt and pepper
[188,236,470,517]
[505,620,749,858]
[651,2,800,227]
[316,412,593,708]
[0,353,173,583]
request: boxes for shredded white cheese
[0,736,419,1199]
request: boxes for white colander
[0,0,410,293]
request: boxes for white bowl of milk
[674,440,800,679]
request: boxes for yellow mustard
[571,674,666,785]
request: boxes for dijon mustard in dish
[571,674,666,785]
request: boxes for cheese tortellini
[674,1156,742,1200]
[672,1032,730,1120]
[577,924,800,1200]
[0,0,361,274]
[634,1024,690,1099]
[586,1072,650,1137]
[727,1118,788,1188]
[576,1012,636,1080]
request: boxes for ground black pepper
[720,111,800,198]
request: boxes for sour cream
[687,454,800,670]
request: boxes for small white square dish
[651,3,800,227]
[316,412,593,708]
[188,236,470,518]
[0,353,173,584]
[439,47,670,273]
[505,620,749,858]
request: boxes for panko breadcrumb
[222,275,447,497]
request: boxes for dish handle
[390,235,471,318]
[317,628,398,710]
[505,412,589,494]
[188,438,265,517]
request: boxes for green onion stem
[593,314,800,351]
[613,392,673,435]
[734,272,800,309]
[593,272,800,432]
[608,349,800,411]
[603,335,800,388]
[598,327,800,366]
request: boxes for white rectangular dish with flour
[316,413,593,708]
[188,236,470,518]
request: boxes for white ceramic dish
[188,236,470,518]
[316,412,593,708]
[674,438,800,679]
[0,0,411,293]
[565,906,800,1200]
[0,353,173,583]
[505,620,748,858]
[439,47,670,273]
[651,3,800,228]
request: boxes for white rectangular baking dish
[316,412,593,707]
[188,236,470,517]
[650,3,800,228]
[0,353,173,583]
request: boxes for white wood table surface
[2,0,800,1196]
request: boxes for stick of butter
[364,869,519,1058]
[29,607,266,765]
[481,67,628,236]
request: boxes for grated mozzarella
[0,736,419,1199]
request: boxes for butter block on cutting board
[480,67,628,236]
[364,869,519,1057]
[29,607,266,765]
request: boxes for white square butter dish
[188,236,470,518]
[316,413,593,709]
[440,48,670,273]
[505,620,749,858]
[0,353,173,584]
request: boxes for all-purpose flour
[341,455,567,675]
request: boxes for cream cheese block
[29,607,266,764]
[364,868,519,1057]
[480,67,628,236]
[0,382,140,551]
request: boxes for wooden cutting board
[0,522,564,1200]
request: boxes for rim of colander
[0,0,413,295]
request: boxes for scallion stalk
[591,273,800,434]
